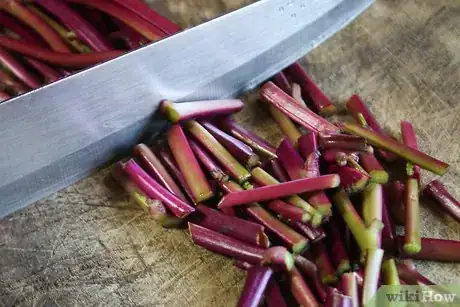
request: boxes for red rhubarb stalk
[362,248,384,305]
[0,37,122,68]
[189,139,229,183]
[325,288,352,307]
[289,266,320,307]
[160,99,244,123]
[339,273,359,307]
[260,82,339,133]
[267,159,289,182]
[381,192,396,251]
[284,62,336,116]
[0,0,69,52]
[167,124,214,202]
[66,0,164,41]
[267,199,312,223]
[403,178,421,254]
[293,222,326,243]
[329,165,369,193]
[201,121,260,169]
[237,266,273,307]
[343,122,449,175]
[401,120,421,182]
[0,47,41,88]
[398,236,460,262]
[134,143,187,201]
[325,216,351,275]
[319,133,368,152]
[265,279,288,307]
[196,205,269,248]
[359,152,389,184]
[25,58,61,83]
[423,180,460,224]
[312,240,338,284]
[271,72,292,94]
[381,258,400,285]
[385,181,405,225]
[186,120,251,184]
[345,95,396,161]
[219,173,340,209]
[217,116,278,159]
[123,159,195,218]
[262,246,295,271]
[111,163,182,227]
[35,0,112,51]
[295,255,328,302]
[276,138,310,180]
[397,261,434,285]
[323,149,359,164]
[188,223,265,264]
[112,0,181,35]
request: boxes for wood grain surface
[2,0,460,306]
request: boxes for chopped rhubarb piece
[262,246,294,271]
[189,139,229,183]
[289,266,320,307]
[398,236,460,262]
[423,180,460,224]
[312,240,338,284]
[237,266,273,307]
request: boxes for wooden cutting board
[1,0,460,305]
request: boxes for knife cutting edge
[0,0,374,217]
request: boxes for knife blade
[0,0,374,217]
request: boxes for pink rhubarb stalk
[362,248,384,306]
[112,0,181,35]
[346,94,396,161]
[359,152,389,184]
[289,266,320,307]
[267,159,289,182]
[237,266,273,307]
[423,180,460,224]
[325,216,351,275]
[134,143,187,201]
[266,280,288,307]
[295,255,328,302]
[323,149,359,164]
[329,165,369,193]
[196,205,269,248]
[284,62,336,116]
[398,236,460,262]
[403,178,421,254]
[385,181,405,225]
[271,71,292,94]
[312,240,339,284]
[66,0,164,41]
[343,122,449,175]
[260,82,339,133]
[219,172,339,209]
[0,0,69,52]
[111,163,182,227]
[160,99,244,123]
[397,261,434,285]
[267,199,312,223]
[185,120,251,184]
[401,120,421,182]
[262,246,295,271]
[36,0,112,51]
[123,159,195,218]
[339,273,359,307]
[188,223,265,264]
[293,222,326,243]
[217,116,277,159]
[189,139,229,183]
[201,121,260,169]
[276,138,310,180]
[319,133,368,152]
[0,47,41,89]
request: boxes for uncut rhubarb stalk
[312,240,338,284]
[381,258,400,285]
[219,179,309,253]
[289,266,320,307]
[284,62,336,116]
[185,120,251,184]
[0,0,70,52]
[201,121,260,169]
[423,180,460,224]
[35,0,112,51]
[260,82,340,133]
[66,0,165,41]
[167,124,214,203]
[265,279,288,307]
[111,163,182,227]
[196,205,269,248]
[160,99,244,123]
[268,105,302,146]
[362,248,384,306]
[339,273,359,307]
[123,159,195,218]
[346,95,396,161]
[403,178,421,255]
[113,0,181,35]
[0,47,41,89]
[237,266,273,307]
[343,122,449,175]
[0,37,122,68]
[189,139,229,183]
[294,255,328,302]
[398,236,460,262]
[134,143,187,201]
[325,288,352,307]
[217,116,278,159]
[188,223,265,264]
[325,216,351,275]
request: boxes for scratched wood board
[1,0,460,306]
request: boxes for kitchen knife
[0,0,374,217]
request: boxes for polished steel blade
[0,0,374,217]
